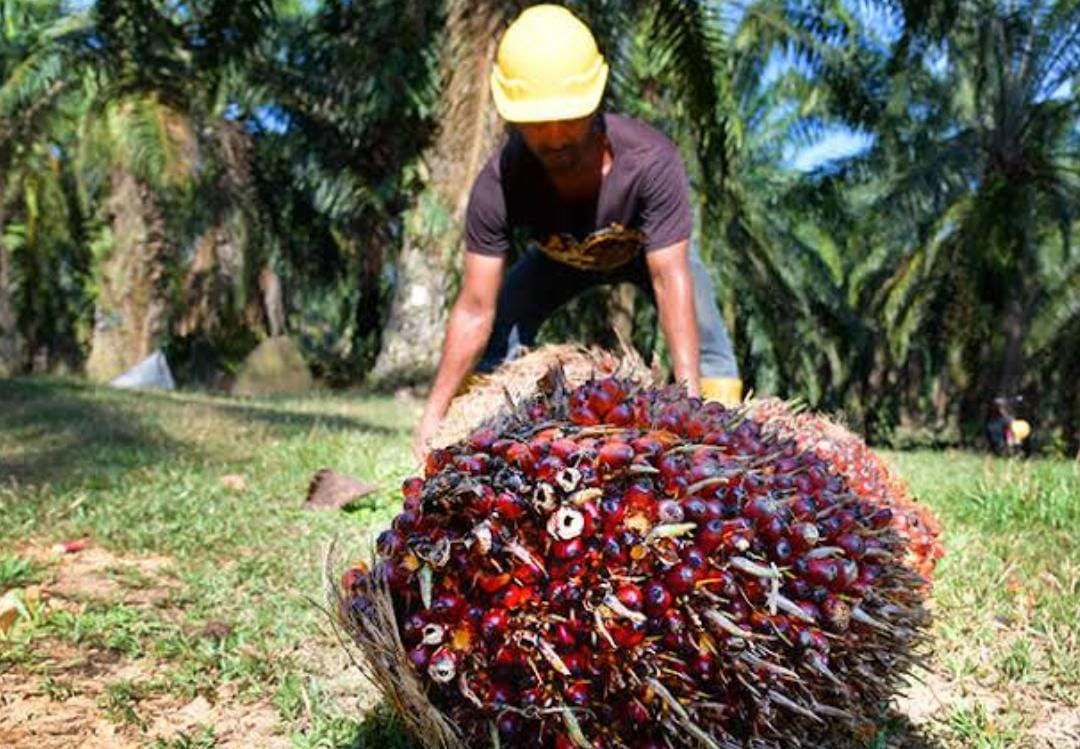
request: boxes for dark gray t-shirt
[464,113,692,272]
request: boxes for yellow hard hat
[491,5,608,123]
[1010,419,1031,442]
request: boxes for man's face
[517,115,596,174]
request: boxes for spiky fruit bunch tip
[339,371,940,749]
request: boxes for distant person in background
[985,396,1031,456]
[413,4,740,458]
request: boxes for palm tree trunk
[0,207,22,377]
[998,291,1026,397]
[368,2,509,387]
[85,168,174,381]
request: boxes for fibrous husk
[431,343,653,449]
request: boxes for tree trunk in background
[998,292,1026,397]
[368,2,512,387]
[0,209,22,377]
[85,169,174,381]
[606,283,637,351]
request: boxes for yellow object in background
[490,5,609,123]
[1010,419,1031,442]
[701,377,743,406]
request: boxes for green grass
[1,377,1078,747]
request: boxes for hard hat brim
[490,62,608,123]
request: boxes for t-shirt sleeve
[464,158,510,256]
[640,148,693,251]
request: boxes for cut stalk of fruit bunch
[336,364,939,749]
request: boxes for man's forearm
[654,272,701,397]
[422,304,495,423]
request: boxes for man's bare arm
[646,240,701,397]
[414,252,505,458]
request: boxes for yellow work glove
[701,377,743,407]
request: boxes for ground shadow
[0,378,192,489]
[342,702,418,749]
[0,378,410,490]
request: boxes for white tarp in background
[109,350,176,391]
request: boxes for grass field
[1,379,1077,748]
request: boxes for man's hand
[646,240,701,397]
[413,411,442,462]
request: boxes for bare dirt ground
[0,543,291,749]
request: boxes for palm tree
[0,0,278,380]
[856,0,1079,431]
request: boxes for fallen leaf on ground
[303,469,378,511]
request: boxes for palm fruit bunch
[339,370,936,749]
[747,400,944,582]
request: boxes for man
[413,4,740,458]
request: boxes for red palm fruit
[554,735,578,749]
[681,496,710,522]
[759,515,787,542]
[616,583,644,611]
[552,537,585,560]
[835,532,865,558]
[656,452,685,480]
[454,453,489,474]
[772,537,794,563]
[391,510,418,534]
[468,426,499,451]
[431,593,466,621]
[691,652,716,682]
[661,607,686,635]
[601,534,628,565]
[790,495,817,519]
[494,491,526,520]
[561,649,591,676]
[797,627,830,653]
[784,577,811,600]
[549,438,578,461]
[868,507,894,529]
[402,476,424,502]
[630,434,664,457]
[623,699,650,727]
[504,441,535,471]
[696,518,726,552]
[535,455,565,482]
[402,612,428,645]
[796,600,821,623]
[682,546,707,570]
[745,496,779,523]
[605,402,634,426]
[657,499,684,523]
[587,385,617,416]
[597,442,634,473]
[570,403,601,425]
[820,595,851,632]
[564,680,592,706]
[553,621,577,648]
[643,581,673,614]
[665,563,698,596]
[805,558,839,586]
[500,584,537,610]
[580,499,601,536]
[833,558,860,591]
[424,448,451,477]
[610,619,647,648]
[791,521,821,550]
[513,562,542,585]
[623,482,656,511]
[376,529,405,558]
